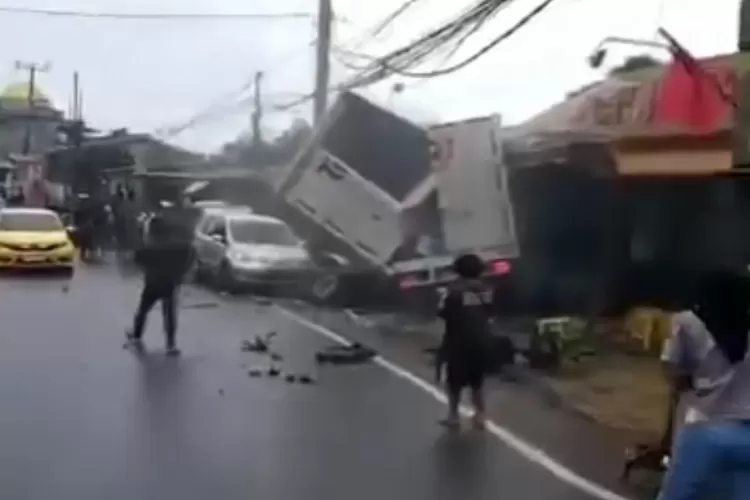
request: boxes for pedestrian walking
[125,216,194,356]
[658,270,750,500]
[435,253,493,430]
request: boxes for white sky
[0,0,739,153]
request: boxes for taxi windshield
[0,212,63,232]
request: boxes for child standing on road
[435,253,494,430]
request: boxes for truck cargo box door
[285,153,404,263]
[429,116,518,256]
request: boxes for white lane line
[276,306,633,500]
[344,308,376,328]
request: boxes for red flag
[652,54,731,133]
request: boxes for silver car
[193,212,311,291]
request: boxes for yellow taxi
[0,207,76,271]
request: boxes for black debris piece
[270,352,283,362]
[298,374,315,385]
[285,374,297,383]
[218,389,225,396]
[315,343,377,365]
[247,369,264,377]
[267,367,281,377]
[241,332,276,354]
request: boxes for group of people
[434,255,750,498]
[71,187,144,262]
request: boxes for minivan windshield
[229,219,299,246]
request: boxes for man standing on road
[435,253,493,430]
[126,216,194,356]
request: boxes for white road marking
[276,306,633,500]
[344,308,376,328]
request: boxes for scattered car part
[285,374,297,383]
[241,332,277,353]
[315,343,377,365]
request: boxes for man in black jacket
[435,253,493,430]
[125,216,194,356]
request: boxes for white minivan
[193,212,311,290]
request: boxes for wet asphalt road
[0,265,615,500]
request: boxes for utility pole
[72,71,80,119]
[15,60,50,155]
[735,0,750,167]
[313,0,332,126]
[251,71,264,147]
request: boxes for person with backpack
[435,253,494,430]
[658,270,750,499]
[125,216,194,356]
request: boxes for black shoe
[124,331,144,349]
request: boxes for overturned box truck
[274,92,518,310]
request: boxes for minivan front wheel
[216,260,239,294]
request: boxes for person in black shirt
[435,253,493,430]
[125,216,194,356]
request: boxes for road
[0,265,630,500]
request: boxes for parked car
[193,211,312,292]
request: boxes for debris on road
[241,331,277,353]
[218,389,225,396]
[247,368,264,377]
[182,301,219,309]
[267,367,281,377]
[315,343,377,365]
[284,374,297,383]
[270,352,283,362]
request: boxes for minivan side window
[211,217,227,237]
[197,215,216,236]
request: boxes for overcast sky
[0,0,739,153]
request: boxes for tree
[217,119,313,169]
[608,54,662,76]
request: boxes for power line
[369,0,558,78]
[357,0,509,77]
[345,0,429,50]
[0,6,312,20]
[154,39,318,139]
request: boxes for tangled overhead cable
[347,0,558,80]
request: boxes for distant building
[0,81,63,158]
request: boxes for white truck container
[391,115,518,288]
[283,150,404,265]
[275,93,517,290]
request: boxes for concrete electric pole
[251,71,264,147]
[313,0,332,126]
[15,60,50,155]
